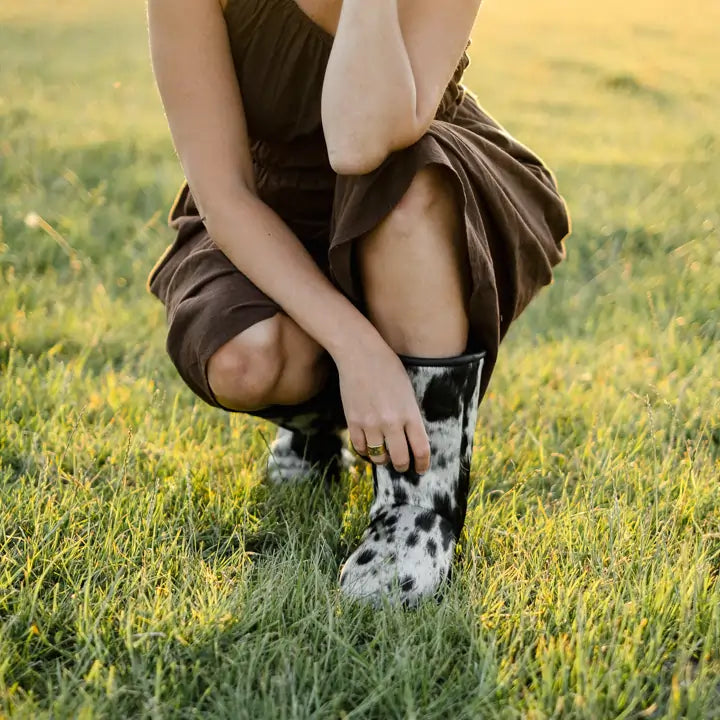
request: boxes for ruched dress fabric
[148,0,570,408]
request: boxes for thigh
[149,224,282,407]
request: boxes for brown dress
[148,0,570,408]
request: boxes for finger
[349,425,367,457]
[405,416,431,474]
[363,429,388,466]
[383,423,411,473]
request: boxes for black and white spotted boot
[265,426,353,485]
[339,352,485,606]
[250,372,352,485]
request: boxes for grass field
[1,0,719,717]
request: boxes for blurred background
[1,0,719,716]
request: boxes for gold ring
[366,443,387,457]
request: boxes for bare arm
[147,0,432,472]
[322,0,482,174]
[147,0,380,358]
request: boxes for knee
[207,317,284,411]
[381,166,456,238]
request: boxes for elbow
[322,97,425,175]
[327,141,391,176]
[322,85,431,175]
[323,114,397,175]
[326,123,428,175]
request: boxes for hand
[334,338,431,474]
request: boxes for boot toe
[339,506,456,606]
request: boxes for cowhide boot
[249,370,351,485]
[339,351,485,606]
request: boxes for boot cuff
[397,351,486,367]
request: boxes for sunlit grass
[1,0,719,717]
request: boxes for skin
[322,0,485,173]
[147,0,481,473]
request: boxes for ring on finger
[366,442,388,458]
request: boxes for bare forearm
[321,0,482,175]
[202,189,382,362]
[322,0,419,173]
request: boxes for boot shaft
[370,352,485,538]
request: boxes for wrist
[323,312,386,364]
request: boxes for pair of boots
[252,351,484,606]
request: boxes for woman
[146,0,569,606]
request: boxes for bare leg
[208,166,468,410]
[207,314,329,412]
[358,165,470,357]
[340,167,481,606]
[207,315,348,484]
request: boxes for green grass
[1,0,719,716]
